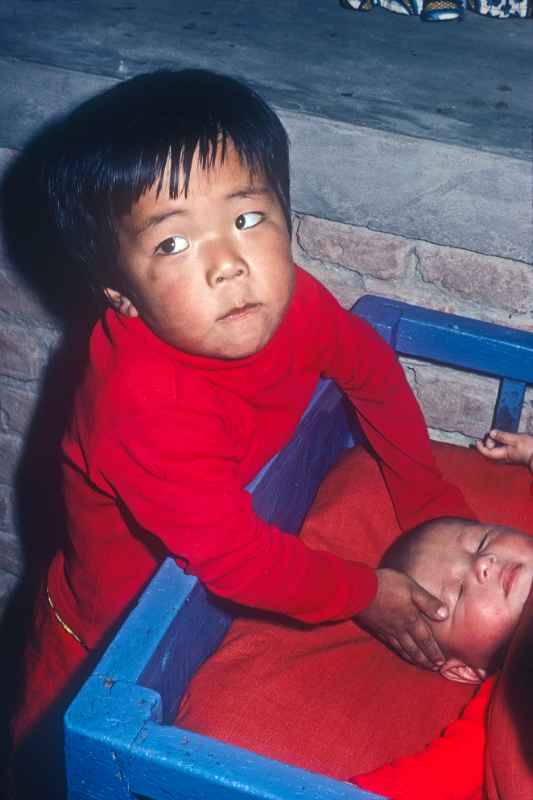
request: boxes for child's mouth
[218,303,260,321]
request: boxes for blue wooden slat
[492,378,526,433]
[69,672,385,800]
[250,381,356,532]
[94,562,224,685]
[129,721,385,800]
[355,295,533,384]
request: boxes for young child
[9,68,474,795]
[352,514,533,799]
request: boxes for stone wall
[292,212,533,446]
[1,145,532,611]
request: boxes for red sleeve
[308,278,476,529]
[97,391,377,624]
[351,677,495,800]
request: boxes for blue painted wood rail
[65,295,533,800]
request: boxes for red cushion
[176,443,533,779]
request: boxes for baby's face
[112,142,294,360]
[409,520,533,669]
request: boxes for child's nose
[206,243,249,286]
[474,553,496,583]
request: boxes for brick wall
[1,146,532,610]
[292,212,533,447]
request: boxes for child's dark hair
[46,69,291,298]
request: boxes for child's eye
[155,235,189,256]
[235,212,264,231]
[477,533,489,553]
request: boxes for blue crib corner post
[65,676,162,800]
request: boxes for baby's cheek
[473,604,514,654]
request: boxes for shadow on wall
[0,119,101,790]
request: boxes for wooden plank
[93,564,232,720]
[356,295,533,385]
[249,379,355,532]
[69,672,382,800]
[492,378,526,432]
[129,722,382,800]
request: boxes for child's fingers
[475,440,508,461]
[487,429,519,446]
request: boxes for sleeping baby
[352,515,533,799]
[381,515,533,682]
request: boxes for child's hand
[476,429,533,471]
[355,568,447,669]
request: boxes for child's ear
[439,658,487,684]
[104,288,139,318]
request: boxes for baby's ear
[439,658,487,684]
[104,288,139,318]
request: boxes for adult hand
[476,429,533,471]
[355,568,447,669]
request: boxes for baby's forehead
[420,520,530,560]
[419,519,483,550]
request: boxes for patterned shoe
[380,0,423,13]
[421,0,465,19]
[340,0,375,12]
[468,0,529,16]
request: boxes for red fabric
[354,677,495,800]
[485,585,533,800]
[176,444,533,790]
[9,585,89,747]
[358,587,533,800]
[13,267,471,745]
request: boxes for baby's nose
[474,553,496,583]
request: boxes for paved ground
[0,0,532,259]
[1,0,532,158]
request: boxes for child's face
[409,520,533,669]
[111,143,294,359]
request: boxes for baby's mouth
[218,303,260,321]
[501,563,521,597]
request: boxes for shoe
[468,0,528,15]
[340,0,375,12]
[380,0,423,13]
[421,0,465,19]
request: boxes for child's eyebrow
[226,185,270,200]
[134,209,187,238]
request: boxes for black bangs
[44,69,291,295]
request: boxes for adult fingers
[391,628,435,669]
[411,582,448,621]
[405,617,445,666]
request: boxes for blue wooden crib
[64,294,533,800]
